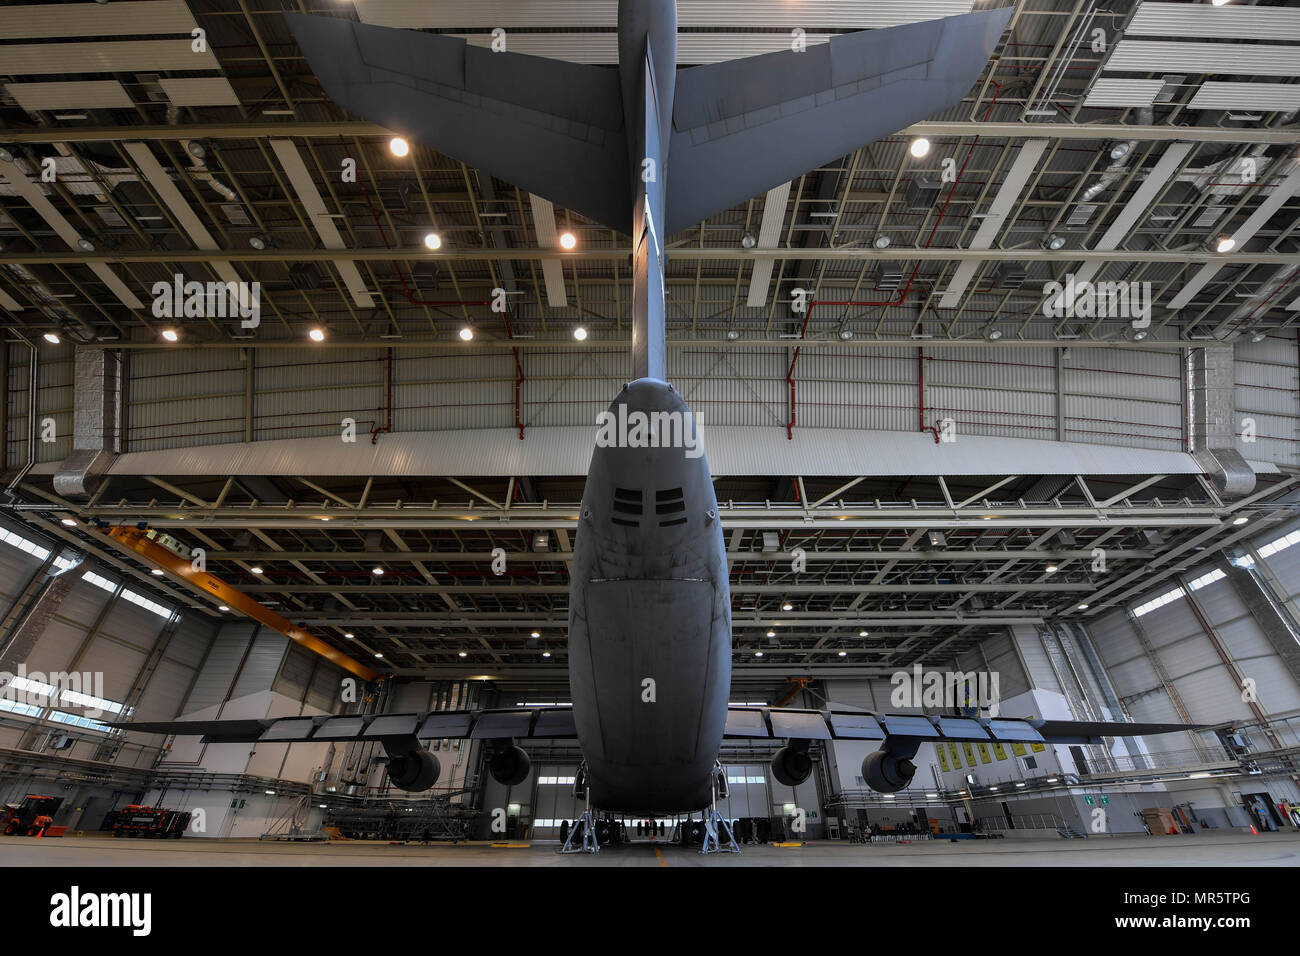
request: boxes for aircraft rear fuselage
[568,380,731,811]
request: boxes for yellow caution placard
[1031,743,1046,753]
[962,742,978,768]
[992,742,1008,761]
[977,742,992,764]
[1011,742,1027,757]
[948,742,962,768]
[937,745,950,772]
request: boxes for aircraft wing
[724,707,1202,744]
[284,13,632,232]
[111,707,577,743]
[665,7,1013,235]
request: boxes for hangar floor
[3,832,1297,867]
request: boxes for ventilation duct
[1188,345,1254,498]
[1077,106,1150,205]
[52,348,120,498]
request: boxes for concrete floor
[2,830,1298,866]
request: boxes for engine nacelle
[770,745,813,787]
[489,745,532,786]
[861,749,916,793]
[387,748,440,792]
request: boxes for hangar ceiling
[3,0,1300,693]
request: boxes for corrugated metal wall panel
[132,658,195,722]
[162,614,214,669]
[127,349,246,451]
[305,661,344,711]
[231,631,288,700]
[1235,336,1298,468]
[273,644,315,700]
[95,336,1300,464]
[36,354,74,464]
[182,626,257,714]
[1011,626,1061,694]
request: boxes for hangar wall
[6,337,1297,466]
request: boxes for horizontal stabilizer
[285,13,631,231]
[666,7,1013,234]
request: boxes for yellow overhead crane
[105,525,379,682]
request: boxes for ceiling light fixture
[530,630,540,639]
[1215,236,1236,253]
[43,332,61,345]
[161,328,179,342]
[985,328,1002,340]
[573,326,588,341]
[559,231,577,250]
[249,566,264,574]
[423,232,442,251]
[1077,603,1089,610]
[839,329,854,340]
[389,137,410,157]
[76,237,95,252]
[1044,233,1066,251]
[909,137,931,158]
[308,327,325,342]
[781,602,793,611]
[372,567,384,576]
[218,605,229,612]
[741,233,756,249]
[249,234,267,251]
[150,568,164,576]
[344,632,354,639]
[766,630,776,638]
[873,234,891,249]
[1045,564,1058,574]
[60,517,76,526]
[726,329,740,341]
[859,630,869,637]
[0,147,13,163]
[1232,516,1248,526]
[1250,331,1267,343]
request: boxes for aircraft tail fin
[285,13,632,232]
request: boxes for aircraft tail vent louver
[656,488,687,527]
[612,488,642,527]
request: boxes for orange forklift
[2,795,63,837]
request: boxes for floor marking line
[654,846,667,867]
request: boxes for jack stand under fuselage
[561,770,601,854]
[700,763,740,855]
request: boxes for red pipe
[783,84,1001,440]
[918,346,939,443]
[370,348,393,444]
[784,300,815,439]
[499,308,526,440]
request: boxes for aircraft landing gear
[701,762,739,855]
[561,762,600,854]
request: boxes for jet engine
[386,748,440,792]
[489,744,532,786]
[770,744,813,787]
[861,749,916,793]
